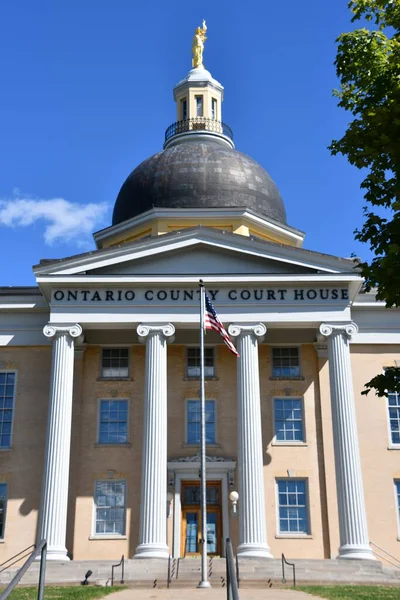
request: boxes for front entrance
[181,481,222,556]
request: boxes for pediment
[34,227,356,279]
[89,245,316,276]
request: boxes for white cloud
[0,195,109,245]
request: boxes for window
[101,348,129,378]
[395,481,400,532]
[277,479,309,534]
[195,95,203,117]
[94,480,126,535]
[274,398,304,442]
[388,392,400,445]
[187,347,215,378]
[98,399,128,444]
[181,98,187,120]
[211,98,217,119]
[0,483,7,539]
[187,399,215,444]
[272,347,300,378]
[0,372,16,448]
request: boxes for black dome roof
[112,139,286,226]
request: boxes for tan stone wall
[259,344,331,559]
[351,345,400,564]
[0,347,51,561]
[3,340,400,563]
[72,345,145,560]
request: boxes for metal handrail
[370,541,400,568]
[0,544,36,573]
[281,553,296,587]
[225,538,239,600]
[235,552,240,588]
[167,555,171,588]
[165,117,234,142]
[0,539,47,600]
[111,554,124,586]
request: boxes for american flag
[204,293,239,357]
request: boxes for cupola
[164,20,234,150]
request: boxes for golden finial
[192,20,207,69]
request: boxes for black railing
[0,544,36,574]
[165,118,233,143]
[111,554,124,586]
[0,540,47,600]
[235,552,240,588]
[225,538,239,600]
[370,541,400,569]
[167,555,180,588]
[281,553,296,587]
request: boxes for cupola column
[319,323,375,560]
[38,323,82,560]
[135,323,175,559]
[228,323,272,558]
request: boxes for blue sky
[0,1,369,285]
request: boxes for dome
[112,139,286,226]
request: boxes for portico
[32,224,375,561]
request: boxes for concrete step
[0,556,399,587]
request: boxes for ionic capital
[228,323,267,342]
[319,322,358,340]
[137,323,175,344]
[43,323,83,339]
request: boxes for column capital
[319,322,358,339]
[137,323,175,343]
[43,323,82,339]
[228,323,266,341]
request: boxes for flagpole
[198,280,211,588]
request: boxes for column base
[134,543,169,559]
[35,548,70,562]
[338,544,376,561]
[237,543,273,559]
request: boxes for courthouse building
[1,38,400,565]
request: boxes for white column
[135,323,175,559]
[228,323,272,558]
[39,323,82,561]
[320,323,375,560]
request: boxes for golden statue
[192,20,207,68]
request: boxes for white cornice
[36,229,350,279]
[93,207,305,248]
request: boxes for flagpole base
[197,581,212,588]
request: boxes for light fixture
[167,491,174,518]
[229,490,239,516]
[81,570,92,586]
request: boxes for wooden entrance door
[181,481,221,557]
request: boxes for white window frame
[180,97,187,120]
[270,346,302,379]
[0,370,17,450]
[186,345,216,378]
[195,95,204,117]
[97,398,130,446]
[185,398,217,445]
[387,391,400,448]
[272,397,306,444]
[0,482,8,540]
[211,97,217,120]
[394,480,400,539]
[275,478,310,537]
[100,347,130,379]
[92,479,127,538]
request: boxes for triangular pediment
[34,227,356,279]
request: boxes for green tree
[330,0,400,395]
